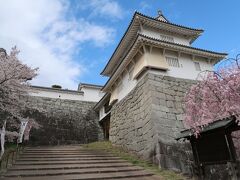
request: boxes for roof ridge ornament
[158,9,162,16]
[156,9,168,22]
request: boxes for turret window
[117,80,123,94]
[194,62,201,71]
[166,56,180,68]
[128,67,134,81]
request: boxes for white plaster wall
[133,48,169,79]
[118,70,137,101]
[29,89,84,101]
[99,106,110,121]
[99,106,104,120]
[29,87,104,102]
[81,87,104,102]
[110,69,137,104]
[163,53,213,80]
[141,27,190,46]
[133,53,146,78]
[109,52,213,103]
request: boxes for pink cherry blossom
[184,55,240,155]
[0,47,38,140]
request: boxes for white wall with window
[163,53,213,79]
[110,67,137,104]
[109,48,214,104]
[166,56,180,67]
[194,61,201,71]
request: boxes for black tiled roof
[102,33,227,91]
[101,11,204,75]
[136,11,203,32]
[139,34,228,56]
[101,12,136,75]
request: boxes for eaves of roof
[101,34,141,92]
[139,34,228,57]
[78,83,103,90]
[100,12,137,76]
[137,11,203,32]
[176,116,237,140]
[101,34,227,92]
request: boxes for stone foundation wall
[110,71,195,174]
[110,71,240,178]
[149,73,240,178]
[149,73,195,174]
[25,96,103,145]
[110,73,154,160]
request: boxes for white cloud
[0,0,115,89]
[139,1,152,13]
[80,0,124,20]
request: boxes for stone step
[2,170,153,180]
[22,152,108,155]
[25,146,81,149]
[14,159,127,165]
[23,152,85,154]
[24,147,85,150]
[24,149,88,151]
[17,157,121,161]
[3,145,158,180]
[23,149,99,153]
[115,176,163,180]
[24,148,81,150]
[19,154,114,158]
[24,149,82,151]
[23,150,84,153]
[5,166,144,177]
[9,163,133,171]
[23,150,102,154]
[21,153,106,156]
[24,149,84,151]
[21,152,110,155]
[24,148,82,150]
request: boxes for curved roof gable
[101,11,204,77]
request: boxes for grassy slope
[83,141,186,180]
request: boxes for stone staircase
[1,145,161,180]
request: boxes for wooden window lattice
[166,56,180,68]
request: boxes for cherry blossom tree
[0,47,38,140]
[184,55,240,157]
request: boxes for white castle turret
[95,11,227,174]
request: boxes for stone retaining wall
[110,71,195,174]
[110,71,240,178]
[25,96,103,145]
[149,73,195,174]
[110,72,154,160]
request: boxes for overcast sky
[1,0,240,89]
